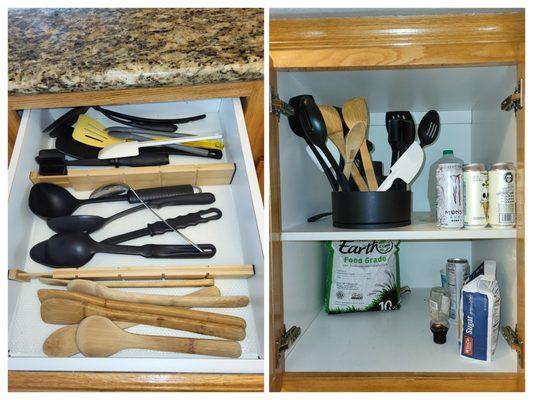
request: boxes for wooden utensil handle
[139,335,241,358]
[38,289,246,328]
[40,278,214,288]
[86,303,246,341]
[360,141,379,190]
[350,164,369,191]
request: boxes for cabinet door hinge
[501,79,523,113]
[270,86,294,119]
[275,325,301,367]
[502,325,523,368]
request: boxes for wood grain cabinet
[8,81,264,392]
[269,12,524,392]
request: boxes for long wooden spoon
[318,105,368,191]
[43,286,218,357]
[343,121,366,182]
[342,97,379,190]
[38,289,246,328]
[41,298,246,341]
[77,316,242,358]
[67,279,249,308]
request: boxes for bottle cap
[443,149,454,156]
[430,323,448,344]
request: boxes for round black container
[331,191,412,229]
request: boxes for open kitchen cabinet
[269,12,524,392]
[8,97,264,390]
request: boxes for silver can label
[436,163,464,228]
[446,259,470,320]
[488,168,515,227]
[463,170,488,228]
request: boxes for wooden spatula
[41,298,246,341]
[42,286,218,357]
[342,97,379,190]
[77,316,242,358]
[343,121,365,181]
[318,105,368,191]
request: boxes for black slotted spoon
[418,110,440,148]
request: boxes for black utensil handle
[93,106,206,124]
[321,145,351,192]
[113,153,170,167]
[148,207,222,236]
[101,112,178,132]
[101,207,222,244]
[145,243,216,258]
[44,107,90,136]
[127,185,194,203]
[307,212,332,222]
[104,193,216,228]
[306,140,339,191]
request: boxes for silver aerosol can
[436,163,464,228]
[446,258,470,320]
[463,163,488,228]
[488,163,515,228]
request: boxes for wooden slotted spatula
[342,97,379,190]
[42,286,219,357]
[77,316,242,358]
[318,105,368,191]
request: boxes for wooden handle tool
[41,298,245,341]
[77,316,242,358]
[42,286,218,357]
[38,289,246,328]
[67,279,249,308]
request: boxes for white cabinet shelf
[281,213,516,241]
[285,289,517,373]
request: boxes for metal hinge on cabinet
[270,86,294,119]
[501,79,523,113]
[502,325,523,367]
[275,325,301,367]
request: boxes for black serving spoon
[28,183,194,218]
[298,96,351,192]
[288,96,339,191]
[30,232,215,268]
[46,192,216,233]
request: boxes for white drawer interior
[8,98,264,373]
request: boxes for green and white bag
[325,240,401,314]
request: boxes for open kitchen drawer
[8,98,264,377]
[270,64,524,391]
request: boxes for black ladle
[28,183,193,218]
[288,96,339,191]
[299,96,351,192]
[30,232,215,268]
[46,192,216,233]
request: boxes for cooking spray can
[446,258,470,320]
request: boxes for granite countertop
[8,8,263,94]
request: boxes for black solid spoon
[288,96,339,191]
[28,183,194,218]
[46,192,216,233]
[299,97,351,192]
[30,232,215,268]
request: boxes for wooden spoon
[67,279,249,308]
[343,121,365,182]
[319,105,368,191]
[41,298,246,341]
[43,286,218,357]
[342,97,379,190]
[77,316,242,358]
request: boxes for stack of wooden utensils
[9,264,254,359]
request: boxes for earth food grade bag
[325,240,401,314]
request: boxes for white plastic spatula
[98,134,222,159]
[378,142,424,192]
